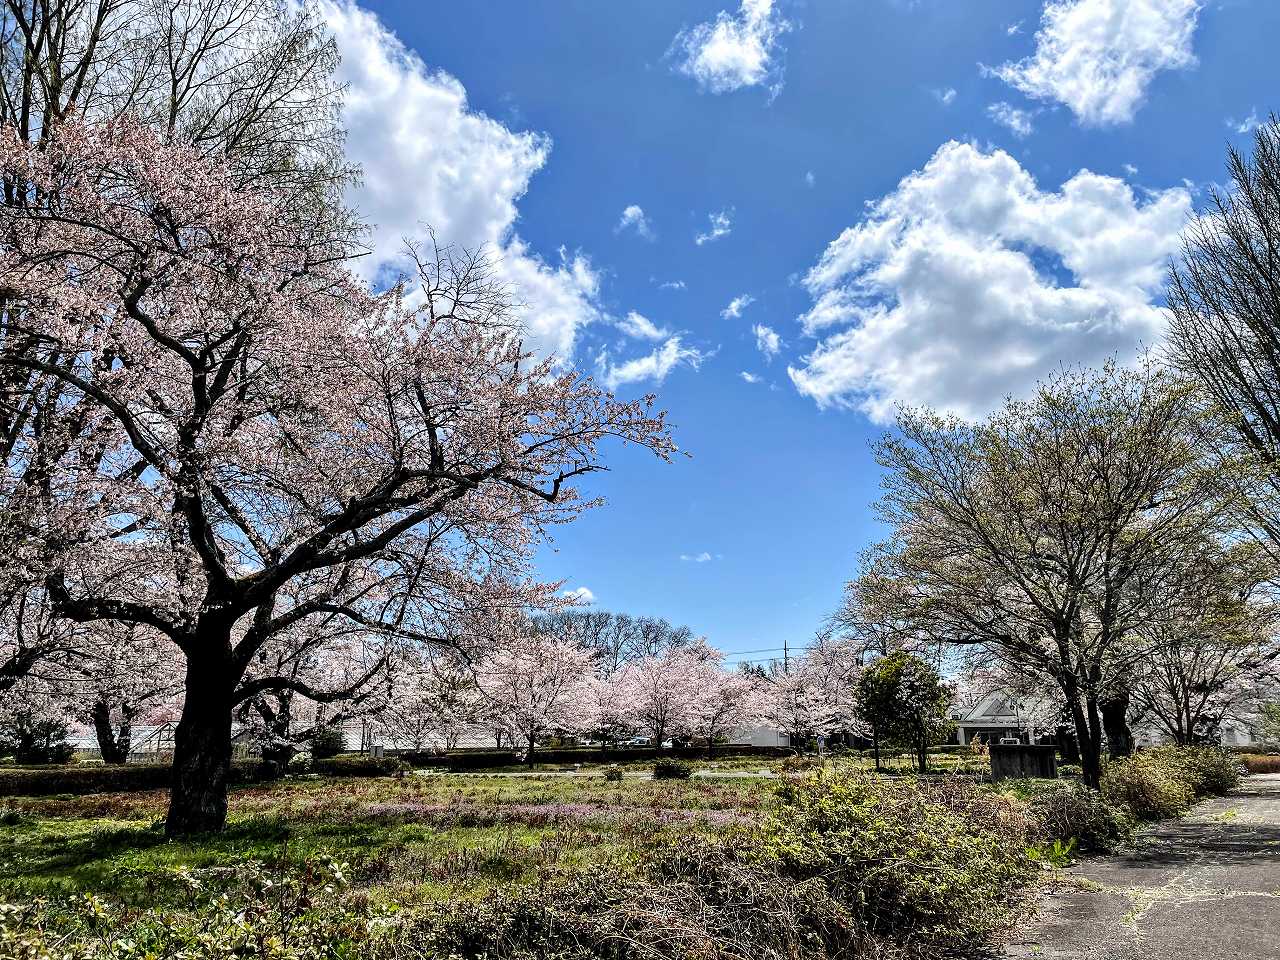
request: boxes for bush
[1159,745,1242,795]
[308,726,347,759]
[1025,781,1133,852]
[0,857,392,960]
[652,758,694,780]
[444,750,520,771]
[603,767,624,782]
[764,773,1034,950]
[1101,754,1195,820]
[1242,753,1280,774]
[312,755,407,778]
[286,750,313,775]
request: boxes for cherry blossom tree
[616,641,718,749]
[0,119,673,833]
[0,0,352,696]
[68,625,185,764]
[473,633,601,765]
[756,655,844,751]
[685,657,759,757]
[375,649,485,752]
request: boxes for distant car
[625,737,651,746]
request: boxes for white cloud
[740,371,762,384]
[600,337,706,391]
[670,0,791,96]
[721,293,755,319]
[696,209,734,245]
[1124,162,1139,176]
[753,323,783,360]
[805,170,816,187]
[987,101,1035,137]
[1007,20,1024,36]
[562,586,596,604]
[789,140,1191,421]
[322,0,606,359]
[616,204,655,239]
[933,87,957,106]
[1229,108,1261,135]
[991,0,1202,127]
[658,279,687,290]
[616,311,671,341]
[680,551,714,563]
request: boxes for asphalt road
[1006,773,1280,960]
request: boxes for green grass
[0,772,776,910]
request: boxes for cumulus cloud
[933,87,957,106]
[670,0,791,96]
[753,324,783,360]
[696,209,734,245]
[616,204,655,239]
[616,311,671,341]
[680,551,714,563]
[600,337,706,391]
[322,0,607,359]
[658,279,687,290]
[991,0,1202,127]
[788,140,1191,421]
[721,294,755,319]
[988,101,1035,137]
[740,371,762,384]
[562,586,596,604]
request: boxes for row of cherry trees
[370,629,886,763]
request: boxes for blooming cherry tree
[685,656,760,756]
[617,641,718,748]
[473,633,602,764]
[0,119,672,833]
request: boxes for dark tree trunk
[1101,692,1134,758]
[91,699,132,765]
[1064,688,1103,789]
[526,728,537,767]
[916,737,928,775]
[872,726,881,771]
[166,653,236,837]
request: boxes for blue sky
[325,0,1277,664]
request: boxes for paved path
[1006,773,1280,960]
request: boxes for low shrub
[1158,746,1243,795]
[308,726,347,760]
[764,773,1034,950]
[312,755,408,778]
[443,750,520,771]
[0,857,393,960]
[1101,754,1195,820]
[1242,753,1280,774]
[1025,780,1133,852]
[653,758,694,780]
[603,767,624,782]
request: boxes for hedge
[0,754,410,796]
[382,744,793,771]
[0,762,264,797]
[311,755,408,777]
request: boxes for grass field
[0,767,783,909]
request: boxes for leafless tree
[1168,114,1280,569]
